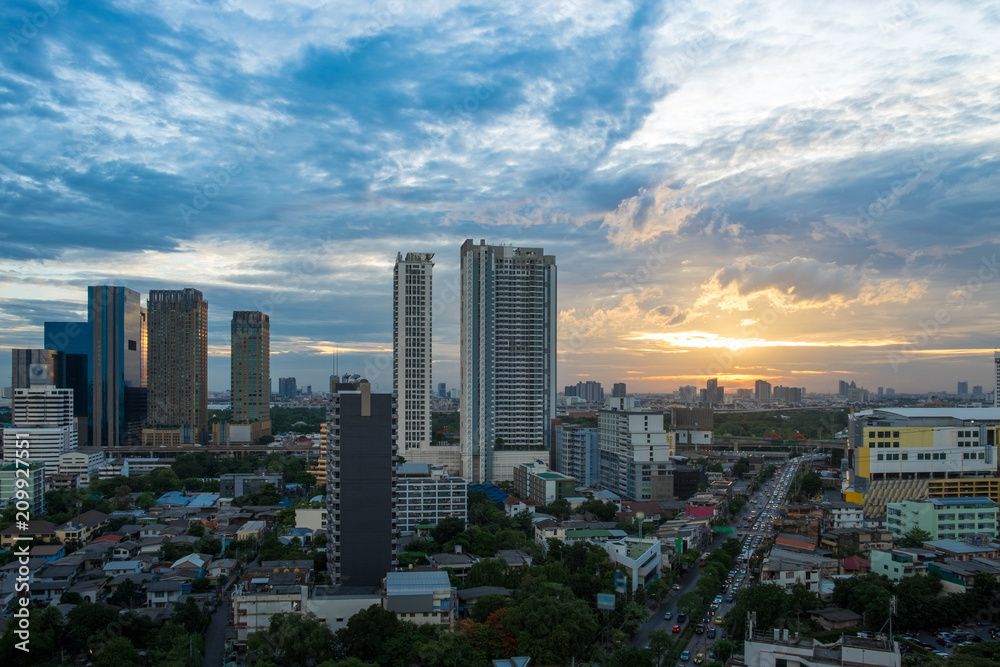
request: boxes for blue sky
[2,0,999,395]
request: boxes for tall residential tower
[145,289,208,445]
[393,252,435,463]
[459,240,557,483]
[228,311,271,443]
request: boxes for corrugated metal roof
[386,570,451,595]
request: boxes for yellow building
[844,408,1000,518]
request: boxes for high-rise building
[437,382,447,399]
[678,385,698,402]
[278,377,297,399]
[839,380,850,396]
[599,397,675,500]
[574,381,604,403]
[994,351,1000,407]
[43,321,90,422]
[957,381,969,396]
[885,388,895,396]
[325,379,398,588]
[459,240,557,483]
[754,379,772,400]
[553,422,599,487]
[395,463,467,535]
[612,382,627,398]
[2,385,77,474]
[12,349,61,388]
[878,387,884,396]
[146,288,208,445]
[231,312,270,423]
[89,286,145,448]
[393,252,434,462]
[973,385,984,396]
[702,378,724,404]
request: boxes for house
[236,520,267,541]
[207,558,237,580]
[501,496,538,518]
[761,548,838,594]
[384,570,457,627]
[426,552,478,581]
[171,553,210,578]
[495,550,533,568]
[68,578,106,603]
[37,563,80,584]
[819,528,893,555]
[928,557,1000,594]
[138,536,167,559]
[29,580,72,604]
[840,556,870,575]
[1,521,57,548]
[56,510,111,544]
[533,519,565,546]
[30,544,66,561]
[808,606,864,631]
[103,560,145,576]
[114,541,139,560]
[145,580,187,608]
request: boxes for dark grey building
[326,380,398,588]
[612,382,627,398]
[43,321,90,422]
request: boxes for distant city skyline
[2,2,1000,397]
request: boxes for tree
[109,579,140,609]
[677,591,703,618]
[799,471,823,497]
[432,516,466,546]
[336,605,403,662]
[93,636,141,667]
[726,583,788,637]
[136,492,156,510]
[187,524,207,537]
[504,583,599,666]
[191,577,212,593]
[712,638,740,661]
[60,591,84,605]
[413,629,486,667]
[647,628,673,667]
[465,558,512,589]
[247,612,337,667]
[733,458,751,477]
[899,527,934,548]
[471,594,509,623]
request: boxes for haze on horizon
[1,1,999,396]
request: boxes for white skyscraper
[598,397,675,501]
[393,252,435,462]
[460,239,557,483]
[3,385,77,475]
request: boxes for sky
[2,0,1000,396]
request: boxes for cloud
[696,257,929,312]
[601,182,704,248]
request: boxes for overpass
[677,436,848,455]
[108,443,319,460]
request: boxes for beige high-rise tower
[145,288,208,445]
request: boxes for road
[632,455,819,662]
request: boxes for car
[726,594,734,602]
[693,652,704,664]
[695,624,705,634]
[707,628,717,638]
[672,625,681,633]
[936,638,953,648]
[663,611,672,620]
[677,613,687,623]
[673,584,681,590]
[680,650,690,661]
[713,595,724,604]
[715,615,725,625]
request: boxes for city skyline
[2,2,1000,395]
